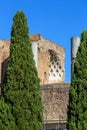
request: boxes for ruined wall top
[30,34,65,84]
[30,34,65,55]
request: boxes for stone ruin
[30,34,65,85]
[0,34,70,129]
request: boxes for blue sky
[0,0,87,82]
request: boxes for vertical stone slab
[32,42,38,69]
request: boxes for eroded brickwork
[30,34,65,85]
[38,51,50,85]
[0,34,65,85]
[40,83,70,123]
[0,35,70,126]
[0,40,10,83]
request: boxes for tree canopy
[3,11,43,130]
[0,99,16,130]
[67,30,87,130]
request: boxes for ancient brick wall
[38,51,50,85]
[0,34,65,85]
[40,83,70,123]
[0,40,10,83]
[30,34,65,85]
[0,37,70,125]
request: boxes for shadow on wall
[1,57,10,95]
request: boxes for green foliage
[3,11,43,130]
[0,99,16,130]
[67,30,87,130]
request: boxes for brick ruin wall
[38,51,50,85]
[30,34,65,85]
[40,83,70,123]
[0,34,65,85]
[0,40,10,84]
[0,35,69,123]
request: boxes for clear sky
[0,0,87,82]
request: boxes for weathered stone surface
[0,40,10,83]
[0,35,70,126]
[30,34,41,42]
[40,83,70,123]
[36,35,65,84]
[38,51,50,85]
[0,34,65,85]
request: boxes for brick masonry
[0,34,65,85]
[0,34,70,124]
[40,83,70,123]
[30,34,65,85]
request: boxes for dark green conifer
[3,11,43,130]
[67,30,87,130]
[0,99,16,130]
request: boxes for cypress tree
[0,99,16,130]
[3,11,43,130]
[67,30,87,130]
